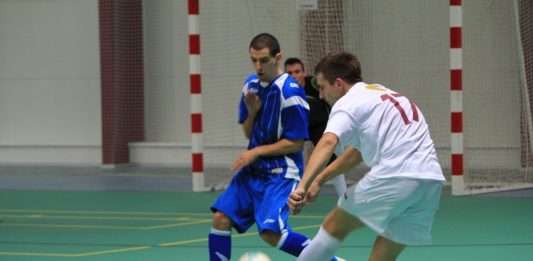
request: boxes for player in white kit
[288,51,446,261]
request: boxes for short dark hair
[314,51,363,85]
[249,33,280,57]
[284,57,305,71]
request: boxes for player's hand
[230,149,259,172]
[305,181,322,205]
[288,187,306,215]
[245,92,261,115]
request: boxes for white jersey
[325,82,445,181]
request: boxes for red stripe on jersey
[192,153,204,172]
[191,113,202,133]
[411,102,419,122]
[381,94,410,125]
[450,27,461,48]
[190,74,201,93]
[381,94,419,124]
[451,112,463,133]
[451,154,463,175]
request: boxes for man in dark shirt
[285,57,347,196]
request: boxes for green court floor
[0,190,532,260]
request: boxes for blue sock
[208,228,231,261]
[277,231,339,260]
[277,231,310,256]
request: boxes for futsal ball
[238,251,271,261]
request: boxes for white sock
[332,174,347,197]
[297,226,342,261]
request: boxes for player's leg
[259,229,342,261]
[330,173,347,197]
[271,230,311,256]
[209,170,255,261]
[256,174,342,261]
[259,230,282,246]
[256,175,314,257]
[261,229,314,257]
[297,206,365,261]
[325,153,347,197]
[369,179,442,261]
[373,179,442,261]
[212,211,233,230]
[209,211,233,261]
[369,236,405,261]
[302,140,314,166]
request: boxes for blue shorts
[211,167,298,234]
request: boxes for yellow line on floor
[0,246,154,257]
[158,224,322,246]
[1,214,192,221]
[1,218,212,230]
[0,209,325,219]
[0,252,79,257]
[75,246,152,257]
[143,219,212,230]
[0,224,323,257]
[1,223,147,230]
[0,208,212,216]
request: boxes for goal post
[186,0,533,194]
[451,0,533,195]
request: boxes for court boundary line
[0,208,324,257]
[0,224,324,257]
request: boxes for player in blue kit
[208,33,343,261]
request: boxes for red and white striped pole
[189,0,205,192]
[450,0,464,195]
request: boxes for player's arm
[288,132,337,214]
[241,92,261,139]
[230,138,303,172]
[303,147,362,204]
[302,109,357,189]
[314,146,361,187]
[241,113,256,139]
[298,132,338,192]
[253,138,304,156]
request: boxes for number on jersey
[381,93,419,125]
[364,84,419,125]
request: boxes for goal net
[191,0,533,194]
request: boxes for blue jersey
[238,73,309,180]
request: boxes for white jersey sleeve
[325,109,359,152]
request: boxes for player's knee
[323,207,363,240]
[259,230,281,247]
[212,211,233,230]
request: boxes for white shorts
[338,177,443,245]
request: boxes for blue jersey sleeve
[238,94,247,124]
[281,84,309,140]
